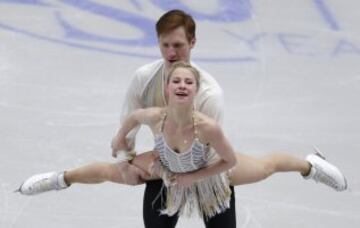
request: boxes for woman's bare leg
[18,151,162,195]
[131,150,160,176]
[229,152,311,185]
[62,150,309,186]
[65,151,160,186]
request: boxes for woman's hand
[172,173,196,188]
[111,135,130,157]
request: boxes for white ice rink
[1,0,359,227]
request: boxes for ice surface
[1,1,359,227]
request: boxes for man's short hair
[156,9,196,42]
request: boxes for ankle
[301,162,312,177]
[62,171,72,187]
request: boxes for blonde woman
[18,62,347,220]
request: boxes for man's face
[158,26,196,71]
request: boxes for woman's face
[166,67,198,105]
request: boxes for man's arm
[112,108,160,157]
[199,91,224,124]
[118,70,144,151]
[117,60,162,151]
[192,63,225,123]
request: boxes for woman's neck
[166,105,193,127]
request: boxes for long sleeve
[198,89,224,125]
[192,62,225,125]
[119,59,163,150]
[120,71,144,150]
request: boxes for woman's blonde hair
[166,61,201,90]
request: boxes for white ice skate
[304,148,347,191]
[16,171,68,195]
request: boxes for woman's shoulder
[194,112,223,145]
[144,107,166,118]
[194,111,221,137]
[134,107,165,125]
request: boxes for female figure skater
[18,62,347,219]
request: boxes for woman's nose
[179,81,186,88]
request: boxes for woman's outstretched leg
[17,151,159,195]
[65,162,149,185]
[229,152,347,191]
[229,153,310,185]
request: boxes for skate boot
[17,171,68,195]
[304,148,347,191]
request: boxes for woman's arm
[173,121,237,187]
[112,108,161,157]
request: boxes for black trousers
[143,179,236,228]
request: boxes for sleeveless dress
[153,112,231,219]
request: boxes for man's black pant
[143,179,236,228]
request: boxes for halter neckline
[159,110,199,154]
